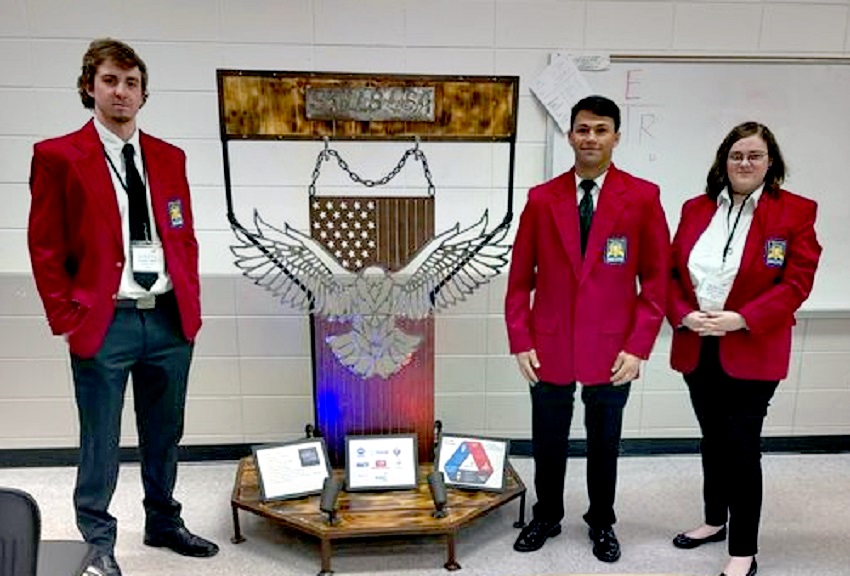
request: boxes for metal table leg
[444,532,461,571]
[513,492,526,528]
[318,537,334,575]
[231,505,246,544]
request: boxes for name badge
[604,237,627,265]
[697,279,732,312]
[765,239,787,267]
[131,242,165,274]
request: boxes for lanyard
[722,193,752,264]
[103,146,148,194]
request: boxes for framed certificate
[344,434,419,491]
[252,438,332,501]
[435,434,509,492]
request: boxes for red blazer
[668,189,821,380]
[505,165,670,385]
[28,120,201,358]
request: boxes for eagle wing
[393,211,511,319]
[231,210,356,318]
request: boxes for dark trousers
[530,380,631,528]
[71,292,192,555]
[684,337,778,557]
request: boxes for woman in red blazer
[667,122,821,576]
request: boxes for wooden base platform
[230,456,526,574]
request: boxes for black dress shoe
[673,525,727,549]
[588,526,621,563]
[513,518,562,552]
[86,553,122,576]
[144,526,219,557]
[720,556,757,576]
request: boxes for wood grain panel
[218,71,518,141]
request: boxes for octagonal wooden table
[230,456,526,574]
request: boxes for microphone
[319,476,342,525]
[427,470,448,518]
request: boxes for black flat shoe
[513,518,562,552]
[86,553,122,576]
[144,526,219,558]
[720,556,757,576]
[588,526,621,563]
[673,525,727,549]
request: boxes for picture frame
[252,438,332,502]
[344,434,419,491]
[435,434,509,492]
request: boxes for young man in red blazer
[505,95,670,562]
[28,38,216,576]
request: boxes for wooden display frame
[217,73,523,573]
[216,69,519,225]
[217,70,518,142]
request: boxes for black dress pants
[530,380,631,528]
[684,337,778,557]
[70,293,193,555]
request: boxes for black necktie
[121,144,157,290]
[579,179,595,257]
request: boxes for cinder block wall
[1,0,849,449]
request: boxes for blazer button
[116,261,122,268]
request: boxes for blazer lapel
[140,132,166,238]
[672,198,716,300]
[73,121,123,247]
[549,171,583,278]
[679,197,716,260]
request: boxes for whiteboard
[546,56,850,312]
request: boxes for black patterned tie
[121,144,157,290]
[579,179,595,257]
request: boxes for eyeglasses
[728,152,768,165]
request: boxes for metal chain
[308,140,435,197]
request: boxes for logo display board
[252,438,332,501]
[344,434,419,491]
[435,434,509,492]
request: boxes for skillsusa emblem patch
[764,239,787,267]
[168,200,185,228]
[604,236,627,265]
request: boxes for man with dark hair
[505,95,670,562]
[28,38,217,576]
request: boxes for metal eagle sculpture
[231,210,511,379]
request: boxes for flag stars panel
[311,198,379,271]
[309,196,434,272]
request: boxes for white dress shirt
[574,171,608,209]
[93,117,172,298]
[688,185,764,311]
